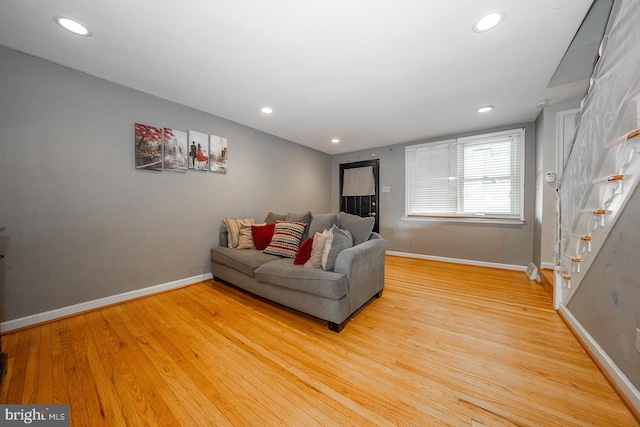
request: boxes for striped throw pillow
[223,218,255,248]
[263,221,307,258]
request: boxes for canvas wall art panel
[163,128,188,172]
[188,130,209,171]
[209,134,228,174]
[135,123,163,171]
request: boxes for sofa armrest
[334,238,387,313]
[219,231,229,248]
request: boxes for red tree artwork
[163,127,174,142]
[135,123,163,171]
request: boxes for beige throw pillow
[238,222,265,249]
[223,218,255,248]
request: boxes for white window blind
[406,128,524,220]
[406,139,457,214]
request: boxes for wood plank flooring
[1,255,637,426]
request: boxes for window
[405,128,524,220]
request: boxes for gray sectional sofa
[210,212,387,332]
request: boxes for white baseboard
[558,305,640,414]
[540,261,556,270]
[1,273,213,333]
[386,250,527,272]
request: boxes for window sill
[402,215,525,225]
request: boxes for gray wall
[534,100,581,270]
[0,46,331,321]
[331,122,536,267]
[533,110,545,269]
[567,185,640,389]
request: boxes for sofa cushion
[211,247,281,277]
[308,213,338,237]
[285,210,312,225]
[338,211,375,246]
[321,225,353,271]
[223,218,255,248]
[251,223,276,250]
[263,221,306,258]
[264,212,286,224]
[255,258,348,299]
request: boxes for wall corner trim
[558,305,640,420]
[1,273,213,333]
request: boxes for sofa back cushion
[263,221,307,258]
[263,212,286,224]
[308,213,338,237]
[337,211,375,246]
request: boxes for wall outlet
[636,328,640,354]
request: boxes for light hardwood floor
[1,255,637,426]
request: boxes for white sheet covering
[342,166,375,196]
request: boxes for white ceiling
[0,1,598,154]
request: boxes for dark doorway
[339,159,380,232]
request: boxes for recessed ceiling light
[473,11,505,33]
[261,107,273,114]
[54,16,92,36]
[477,106,493,113]
[331,138,340,144]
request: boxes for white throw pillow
[304,230,329,268]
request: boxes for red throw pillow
[251,223,276,250]
[294,236,315,265]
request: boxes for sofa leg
[375,289,383,298]
[213,276,222,282]
[327,321,345,333]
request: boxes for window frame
[404,128,525,223]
